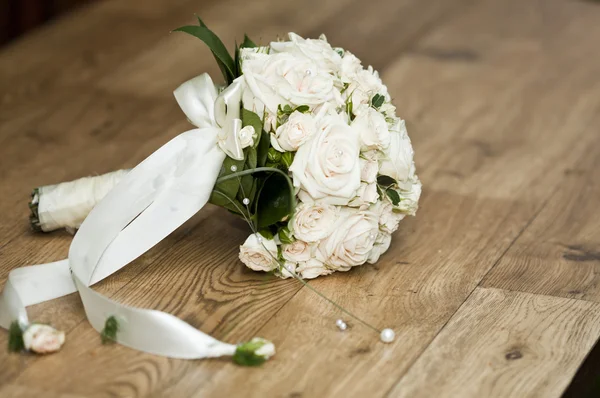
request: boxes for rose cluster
[236,33,421,278]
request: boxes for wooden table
[1,0,600,396]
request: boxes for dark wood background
[0,0,97,45]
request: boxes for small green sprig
[233,338,274,366]
[101,316,119,344]
[174,16,257,84]
[276,104,310,127]
[371,93,385,109]
[278,226,294,244]
[376,175,401,206]
[8,321,25,352]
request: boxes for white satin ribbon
[0,74,259,359]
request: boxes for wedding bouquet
[31,26,421,280]
[2,18,420,362]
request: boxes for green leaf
[257,228,274,240]
[246,146,258,170]
[294,105,310,114]
[386,188,401,206]
[241,34,257,48]
[101,316,119,344]
[256,131,271,167]
[173,25,235,83]
[234,40,240,77]
[195,15,207,27]
[281,151,294,169]
[278,226,294,244]
[346,99,354,120]
[377,175,396,188]
[267,148,282,163]
[209,191,244,215]
[8,321,24,352]
[255,172,295,229]
[211,156,246,205]
[371,93,385,109]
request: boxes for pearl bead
[380,328,395,343]
[336,150,344,156]
[257,237,263,243]
[230,165,238,172]
[242,198,250,205]
[305,69,312,76]
[336,319,347,331]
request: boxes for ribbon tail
[0,128,245,359]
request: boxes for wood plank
[1,0,599,398]
[388,287,600,398]
[482,136,600,301]
[167,0,600,396]
[0,0,474,395]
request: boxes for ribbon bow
[0,75,274,361]
[175,74,248,160]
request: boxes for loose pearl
[242,198,250,205]
[336,319,347,331]
[230,165,238,172]
[380,328,395,343]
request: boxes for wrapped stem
[29,170,130,232]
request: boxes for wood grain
[482,136,600,301]
[180,0,600,396]
[389,287,600,398]
[0,0,471,394]
[1,0,600,396]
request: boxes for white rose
[289,118,361,205]
[318,208,379,270]
[296,258,333,279]
[241,50,342,114]
[379,120,416,182]
[239,233,278,272]
[340,51,363,83]
[289,202,338,242]
[360,158,378,183]
[377,200,406,233]
[396,177,422,216]
[277,261,297,279]
[282,240,312,262]
[347,66,389,106]
[367,231,392,264]
[238,125,255,149]
[23,324,65,354]
[270,33,342,73]
[349,182,379,207]
[352,106,391,151]
[272,111,317,152]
